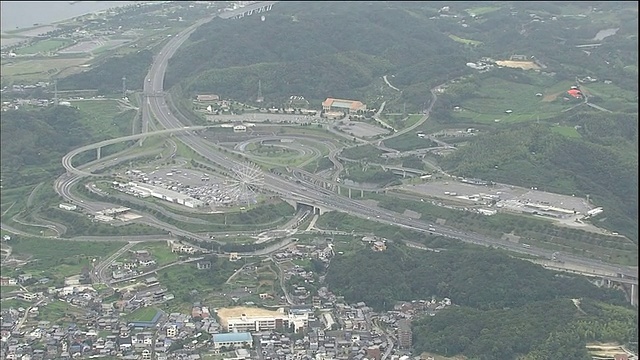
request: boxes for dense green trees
[165,1,468,108]
[326,243,636,359]
[438,118,638,240]
[58,50,153,92]
[1,106,94,188]
[326,244,626,311]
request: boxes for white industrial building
[59,203,77,211]
[124,182,204,208]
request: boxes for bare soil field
[495,60,541,70]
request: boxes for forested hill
[164,1,470,108]
[439,114,639,240]
[1,106,94,187]
[326,244,627,311]
[325,243,637,359]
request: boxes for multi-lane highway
[49,8,637,284]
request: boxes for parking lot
[336,120,390,138]
[403,180,591,214]
[205,113,322,124]
[121,166,252,208]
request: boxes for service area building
[322,98,367,114]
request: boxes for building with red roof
[322,98,367,114]
[567,89,582,98]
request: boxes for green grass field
[551,125,582,138]
[0,285,20,296]
[8,236,122,282]
[383,132,439,152]
[14,38,73,55]
[37,299,84,322]
[157,261,240,308]
[126,306,159,322]
[70,100,135,139]
[448,34,483,46]
[451,76,572,124]
[465,6,501,15]
[580,83,638,111]
[0,299,31,310]
[1,185,36,220]
[131,242,179,266]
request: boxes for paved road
[44,11,637,286]
[16,298,46,330]
[138,11,638,282]
[92,242,139,285]
[270,256,294,305]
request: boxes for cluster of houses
[2,235,462,360]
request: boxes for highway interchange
[23,8,636,285]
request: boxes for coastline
[1,1,135,35]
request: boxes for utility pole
[53,79,58,106]
[256,79,263,103]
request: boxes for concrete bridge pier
[632,283,637,306]
[337,186,341,195]
[361,189,364,197]
[96,146,101,160]
[348,188,352,199]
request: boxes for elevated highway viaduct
[51,5,637,305]
[144,7,638,294]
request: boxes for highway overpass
[46,6,638,307]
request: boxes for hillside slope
[165,1,470,109]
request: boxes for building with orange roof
[567,89,582,98]
[322,98,367,114]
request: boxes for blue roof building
[212,332,253,349]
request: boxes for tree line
[325,242,636,359]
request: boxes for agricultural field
[1,57,90,83]
[0,35,29,48]
[13,38,74,55]
[495,60,541,70]
[0,285,20,296]
[59,39,130,55]
[223,261,281,306]
[0,299,31,311]
[4,236,123,285]
[157,258,242,310]
[34,299,85,323]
